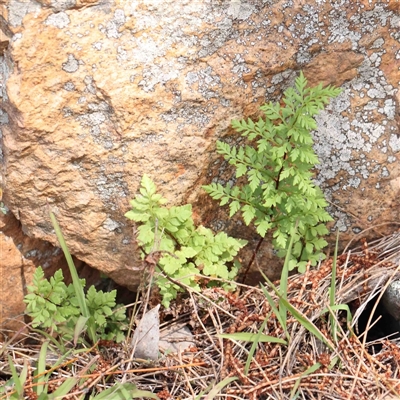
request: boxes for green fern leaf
[229,200,240,217]
[242,205,256,225]
[141,174,157,196]
[236,163,247,178]
[256,220,272,237]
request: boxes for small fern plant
[24,266,128,342]
[125,175,247,307]
[203,72,341,272]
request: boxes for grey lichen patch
[99,8,126,39]
[227,0,255,21]
[92,128,114,149]
[198,27,235,58]
[84,75,97,95]
[305,4,397,199]
[231,54,251,79]
[351,120,385,145]
[117,46,127,62]
[62,54,81,73]
[313,88,378,188]
[86,111,106,126]
[50,0,76,12]
[142,57,185,91]
[12,33,22,43]
[328,9,361,49]
[367,87,385,99]
[271,70,296,86]
[389,135,400,153]
[161,103,211,129]
[76,108,114,148]
[103,217,120,232]
[355,4,393,33]
[63,81,75,91]
[132,133,164,147]
[313,45,397,203]
[88,101,113,113]
[332,210,352,232]
[371,37,385,49]
[44,11,70,28]
[62,106,73,117]
[220,98,230,107]
[67,74,119,149]
[287,5,323,64]
[92,41,103,51]
[185,66,222,99]
[8,0,41,27]
[131,37,165,64]
[0,109,9,125]
[380,166,390,178]
[76,105,110,128]
[379,99,396,120]
[130,34,185,92]
[95,170,129,211]
[126,0,255,93]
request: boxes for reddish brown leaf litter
[2,233,400,399]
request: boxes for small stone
[382,281,400,320]
[131,305,160,361]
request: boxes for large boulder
[0,0,399,292]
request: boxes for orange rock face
[0,0,399,298]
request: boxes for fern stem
[240,236,265,284]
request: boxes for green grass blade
[48,377,79,399]
[34,341,49,395]
[329,355,340,370]
[258,225,297,338]
[0,378,13,394]
[49,211,97,343]
[49,211,87,312]
[329,229,339,341]
[290,362,321,399]
[277,226,297,333]
[194,381,215,400]
[262,265,335,351]
[31,328,67,353]
[244,316,268,375]
[91,384,160,400]
[204,376,237,399]
[89,385,132,400]
[260,281,290,341]
[280,223,298,301]
[276,294,334,351]
[321,304,352,327]
[8,355,26,396]
[74,316,89,346]
[131,387,160,399]
[218,332,286,344]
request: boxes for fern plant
[203,72,341,272]
[125,175,247,307]
[24,266,128,342]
